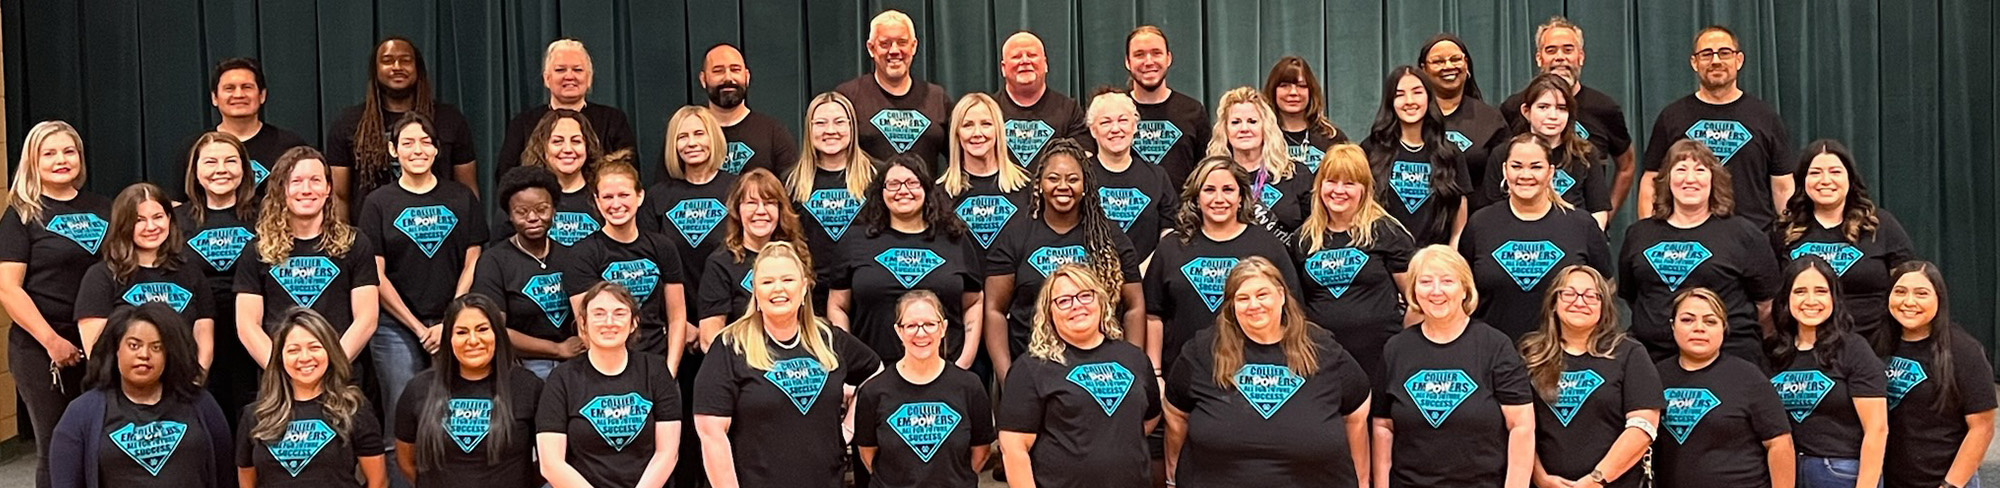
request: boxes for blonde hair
[1210,257,1319,387]
[1299,144,1405,251]
[1026,264,1125,364]
[1407,245,1478,316]
[790,92,875,203]
[941,93,1028,196]
[255,146,356,264]
[542,38,593,85]
[1206,87,1295,182]
[665,106,727,182]
[9,121,88,222]
[1085,91,1140,126]
[1500,133,1574,211]
[719,241,842,371]
[868,10,915,42]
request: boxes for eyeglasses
[896,320,943,333]
[1692,48,1740,60]
[509,203,552,217]
[1052,291,1098,311]
[1557,289,1602,305]
[884,179,924,192]
[1425,55,1466,67]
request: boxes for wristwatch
[1587,470,1608,484]
[1942,482,1961,488]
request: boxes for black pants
[10,325,83,488]
[678,346,708,487]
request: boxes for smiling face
[594,173,642,228]
[1667,157,1713,211]
[1690,31,1742,90]
[281,326,329,389]
[1787,267,1834,329]
[450,307,497,373]
[283,159,331,219]
[1392,74,1429,126]
[1672,297,1726,358]
[1273,76,1311,116]
[808,101,852,157]
[1802,153,1849,210]
[673,115,713,168]
[1125,32,1172,90]
[1197,167,1241,225]
[1047,275,1102,341]
[394,123,438,177]
[1523,90,1570,140]
[132,200,171,252]
[1231,275,1285,333]
[212,68,266,118]
[737,184,781,240]
[1503,143,1553,202]
[752,255,808,318]
[1422,41,1468,94]
[582,293,634,350]
[867,21,916,82]
[957,103,998,160]
[545,118,588,176]
[1411,263,1467,319]
[1000,35,1046,89]
[1088,104,1138,155]
[38,132,81,188]
[117,321,165,388]
[1319,175,1364,217]
[882,165,926,219]
[507,188,554,240]
[1552,271,1603,330]
[543,48,591,105]
[1889,271,1939,333]
[1037,154,1084,214]
[375,40,417,92]
[195,142,244,199]
[1224,102,1265,154]
[895,299,946,360]
[1535,27,1585,84]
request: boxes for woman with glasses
[1517,266,1661,488]
[828,155,982,366]
[997,264,1159,488]
[853,291,997,487]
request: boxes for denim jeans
[370,315,430,488]
[1797,455,1881,488]
[523,358,560,378]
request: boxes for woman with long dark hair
[1489,74,1611,228]
[997,264,1159,488]
[1263,55,1349,172]
[1418,33,1511,203]
[1292,144,1414,388]
[1620,140,1781,363]
[1765,257,1887,487]
[177,132,265,426]
[392,294,543,488]
[1654,288,1796,488]
[829,154,982,365]
[235,147,380,365]
[1460,134,1610,339]
[516,109,607,247]
[536,282,682,488]
[1359,66,1469,247]
[50,304,234,488]
[1772,139,1916,345]
[1517,266,1660,488]
[236,308,386,488]
[853,291,997,487]
[697,168,807,346]
[1147,157,1300,379]
[76,182,214,370]
[1879,261,1995,488]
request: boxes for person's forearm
[508,329,563,358]
[361,455,388,488]
[1767,437,1797,488]
[699,434,740,488]
[0,283,60,344]
[666,286,689,372]
[1591,427,1653,482]
[79,318,107,356]
[1610,149,1636,217]
[635,423,681,488]
[342,288,380,359]
[1855,400,1887,488]
[376,278,427,334]
[1449,197,1469,249]
[1120,298,1145,347]
[395,440,419,483]
[195,319,215,371]
[1163,408,1187,481]
[969,445,991,476]
[957,298,981,368]
[1945,413,1994,486]
[699,316,725,352]
[1371,421,1394,488]
[455,249,480,296]
[1505,423,1534,488]
[827,290,851,331]
[1146,316,1163,370]
[1000,435,1037,488]
[984,306,1012,379]
[455,164,479,198]
[1637,172,1658,219]
[1771,177,1794,218]
[237,296,272,366]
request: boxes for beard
[707,80,749,108]
[1131,74,1164,91]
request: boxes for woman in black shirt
[1654,288,1796,488]
[471,167,597,378]
[583,160,688,364]
[394,295,544,488]
[1147,157,1301,375]
[853,291,997,487]
[1517,266,1661,488]
[1489,74,1611,228]
[517,109,606,247]
[1765,257,1888,487]
[698,168,808,347]
[1879,261,1996,488]
[178,132,264,427]
[1292,144,1415,388]
[941,93,1031,260]
[77,183,215,369]
[1359,66,1470,247]
[647,106,742,337]
[1772,139,1916,344]
[536,283,682,488]
[1086,91,1178,261]
[1620,140,1781,363]
[829,155,983,365]
[51,304,234,488]
[1263,56,1350,173]
[996,264,1160,488]
[237,308,386,488]
[789,92,878,310]
[1460,134,1611,339]
[235,147,381,365]
[1206,87,1312,242]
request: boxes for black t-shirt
[535,353,682,488]
[325,103,478,198]
[469,239,598,343]
[1442,98,1511,204]
[235,398,385,487]
[173,124,310,202]
[1883,329,1999,488]
[1767,333,1887,458]
[797,168,866,289]
[720,111,800,176]
[544,186,604,248]
[358,181,487,322]
[1479,143,1613,214]
[0,194,114,329]
[830,228,983,361]
[98,392,214,484]
[1654,355,1791,488]
[1774,210,1916,341]
[996,89,1090,165]
[1530,339,1664,488]
[1378,145,1472,246]
[643,172,741,321]
[834,76,953,168]
[693,328,882,488]
[1643,94,1796,227]
[1618,216,1780,362]
[175,204,258,302]
[1282,127,1351,173]
[1165,327,1370,488]
[853,365,998,488]
[697,248,756,323]
[995,340,1160,488]
[1499,85,1634,159]
[1092,159,1179,260]
[393,368,545,488]
[1291,220,1415,390]
[985,220,1142,356]
[1145,227,1302,376]
[1246,162,1315,242]
[497,103,639,169]
[577,231,686,336]
[233,236,380,333]
[1459,205,1611,339]
[75,262,215,326]
[1131,91,1212,185]
[949,172,1031,261]
[1374,321,1533,488]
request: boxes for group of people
[0,8,1988,488]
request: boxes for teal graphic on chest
[1066,362,1136,417]
[270,256,340,307]
[1305,247,1368,298]
[1572,122,1590,141]
[109,420,188,476]
[888,402,963,463]
[251,160,270,185]
[1662,388,1720,443]
[1492,241,1566,291]
[1884,356,1928,409]
[1403,369,1477,428]
[667,198,726,246]
[1180,257,1240,312]
[1256,184,1284,209]
[523,272,570,327]
[1289,143,1326,172]
[1027,245,1087,278]
[805,189,864,241]
[954,195,1017,249]
[601,259,660,303]
[1549,369,1604,427]
[393,205,459,258]
[189,227,254,271]
[1132,120,1183,164]
[1388,161,1432,213]
[1097,187,1151,232]
[870,109,933,153]
[445,398,492,453]
[1685,120,1752,164]
[723,141,754,174]
[47,213,109,254]
[739,270,753,293]
[875,248,945,288]
[1005,119,1056,165]
[123,282,195,313]
[581,393,654,451]
[1445,130,1473,152]
[1552,169,1577,196]
[548,211,600,247]
[1770,370,1834,422]
[1235,363,1305,419]
[1790,242,1864,276]
[268,419,336,477]
[764,357,831,414]
[1642,241,1712,291]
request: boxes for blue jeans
[1797,455,1881,488]
[524,358,560,378]
[371,316,430,488]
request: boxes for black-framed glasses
[1692,48,1741,60]
[1053,291,1098,311]
[884,179,924,192]
[1425,55,1466,67]
[1557,288,1602,305]
[896,320,943,333]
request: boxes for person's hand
[41,337,82,367]
[1535,474,1579,488]
[686,324,701,345]
[421,324,443,353]
[557,337,587,358]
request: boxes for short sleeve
[1747,372,1794,440]
[1953,333,1998,414]
[1642,111,1677,173]
[838,331,884,386]
[72,265,114,321]
[1617,229,1644,302]
[995,361,1045,432]
[1584,217,1614,276]
[236,409,259,467]
[851,387,882,448]
[1327,345,1372,415]
[1163,343,1199,412]
[1582,156,1613,213]
[1763,111,1795,176]
[559,242,602,298]
[1837,339,1888,398]
[1115,234,1142,283]
[1143,248,1169,316]
[325,112,358,168]
[358,197,388,257]
[966,379,999,444]
[352,399,387,455]
[1874,212,1918,266]
[535,368,572,433]
[394,378,426,442]
[0,211,30,262]
[444,107,479,166]
[1155,170,1182,231]
[234,247,267,295]
[648,359,683,422]
[348,239,381,287]
[651,236,686,284]
[1737,223,1783,302]
[985,224,1022,276]
[1377,223,1416,273]
[697,256,735,320]
[469,250,503,303]
[1135,353,1162,419]
[1489,332,1534,405]
[189,267,217,321]
[460,192,492,248]
[957,236,985,291]
[692,344,742,417]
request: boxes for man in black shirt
[1640,25,1796,227]
[497,39,639,169]
[1499,17,1639,217]
[835,9,953,168]
[995,32,1090,165]
[327,38,480,204]
[205,57,308,198]
[702,43,799,176]
[1125,25,1210,185]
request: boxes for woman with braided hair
[326,37,479,209]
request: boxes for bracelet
[1624,416,1657,440]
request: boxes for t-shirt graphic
[1883,356,1927,409]
[1549,370,1605,426]
[1662,387,1721,443]
[1288,143,1326,172]
[1445,131,1473,152]
[805,189,864,241]
[1065,362,1136,416]
[1684,120,1752,164]
[1005,120,1056,166]
[548,212,601,247]
[1389,161,1433,213]
[109,420,188,476]
[445,398,492,453]
[875,248,944,288]
[1132,120,1183,164]
[1180,257,1240,312]
[189,227,254,271]
[1234,364,1304,419]
[251,160,271,185]
[870,109,933,153]
[1770,370,1834,422]
[1492,241,1565,291]
[1642,242,1712,291]
[1304,247,1368,298]
[1027,245,1087,278]
[394,205,460,258]
[763,357,830,414]
[1789,243,1863,276]
[1572,122,1590,141]
[723,141,754,174]
[122,282,195,312]
[1403,369,1477,428]
[1256,185,1283,211]
[523,272,570,326]
[268,419,336,477]
[739,271,753,293]
[1097,187,1151,232]
[601,259,660,303]
[955,196,1017,249]
[667,198,726,245]
[47,213,109,254]
[580,392,654,451]
[1552,169,1577,196]
[270,256,340,307]
[889,402,963,463]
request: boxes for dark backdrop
[6,0,1997,364]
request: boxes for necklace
[510,235,548,269]
[771,330,802,349]
[1400,140,1425,153]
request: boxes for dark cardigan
[49,388,236,488]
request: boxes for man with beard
[994,31,1090,165]
[701,43,798,176]
[1419,33,1511,209]
[836,9,953,168]
[1125,25,1209,185]
[1500,17,1639,217]
[328,37,480,204]
[191,57,308,200]
[1639,25,1795,227]
[497,38,638,168]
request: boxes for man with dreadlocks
[327,37,480,211]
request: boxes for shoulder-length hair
[1512,73,1595,170]
[415,294,522,469]
[1205,87,1296,182]
[104,183,183,284]
[520,109,604,182]
[1778,139,1879,246]
[941,93,1029,197]
[255,146,356,264]
[1360,66,1465,240]
[789,93,875,202]
[249,307,365,442]
[1299,144,1405,252]
[1883,261,1966,415]
[1173,157,1256,244]
[665,105,725,182]
[1407,245,1478,316]
[1497,133,1574,211]
[182,131,258,226]
[1649,139,1735,220]
[1766,256,1859,372]
[1027,263,1124,364]
[83,303,202,400]
[721,168,808,264]
[1416,33,1485,100]
[9,120,88,222]
[1261,56,1339,140]
[856,154,965,241]
[1518,265,1623,401]
[718,241,842,371]
[1210,257,1319,387]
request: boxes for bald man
[834,9,953,168]
[498,39,638,168]
[994,31,1090,166]
[702,42,799,176]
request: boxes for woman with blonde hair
[236,146,379,366]
[1207,87,1311,240]
[1459,133,1610,339]
[1088,90,1179,260]
[997,263,1158,488]
[1291,143,1414,387]
[645,105,742,333]
[1653,287,1796,488]
[789,92,878,310]
[1517,266,1660,488]
[1619,140,1781,362]
[235,308,386,487]
[941,92,1031,259]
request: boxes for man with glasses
[702,42,798,175]
[1639,25,1795,227]
[1500,17,1640,217]
[1419,34,1511,209]
[995,31,1090,165]
[836,9,953,168]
